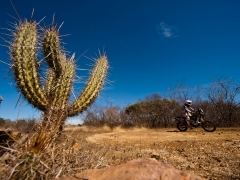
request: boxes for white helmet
[185,100,192,106]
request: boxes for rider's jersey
[182,104,194,115]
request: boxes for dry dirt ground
[65,126,240,180]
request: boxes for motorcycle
[174,108,216,132]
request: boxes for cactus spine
[10,20,108,153]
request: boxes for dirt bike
[174,108,216,132]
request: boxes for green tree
[125,94,181,128]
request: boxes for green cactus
[10,20,108,153]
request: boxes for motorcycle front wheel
[177,121,188,132]
[201,121,216,132]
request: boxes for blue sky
[0,0,240,123]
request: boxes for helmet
[185,100,192,106]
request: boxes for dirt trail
[82,127,240,180]
[65,126,240,179]
[86,127,240,145]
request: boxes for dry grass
[0,126,240,179]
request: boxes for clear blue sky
[0,0,240,122]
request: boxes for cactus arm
[43,28,63,74]
[51,60,75,109]
[58,60,75,109]
[68,56,108,117]
[44,68,56,97]
[43,29,75,109]
[11,22,47,111]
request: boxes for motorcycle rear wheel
[177,121,188,132]
[201,120,216,132]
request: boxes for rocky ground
[1,126,239,179]
[66,126,240,180]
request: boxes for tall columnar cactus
[10,20,108,153]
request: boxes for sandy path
[86,127,240,145]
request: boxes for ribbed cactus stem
[43,28,63,74]
[51,60,75,109]
[11,21,47,111]
[10,19,108,153]
[68,56,108,116]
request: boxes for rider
[182,100,195,128]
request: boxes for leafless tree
[83,103,121,128]
[103,106,121,129]
[83,104,106,127]
[206,78,240,126]
[167,79,204,107]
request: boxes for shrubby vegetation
[83,77,240,128]
[1,78,240,129]
[0,117,36,133]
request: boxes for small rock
[212,156,221,162]
[190,164,196,170]
[220,163,225,167]
[235,154,240,158]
